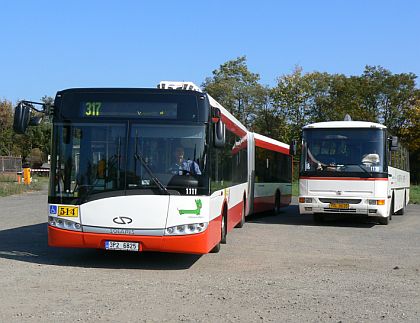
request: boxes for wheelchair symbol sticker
[49,205,57,215]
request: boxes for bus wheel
[378,216,389,225]
[221,210,227,244]
[313,213,324,223]
[210,242,221,253]
[274,191,281,214]
[235,199,246,228]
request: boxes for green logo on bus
[178,199,202,215]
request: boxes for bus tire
[210,242,221,253]
[221,208,227,244]
[313,213,324,223]
[378,216,389,225]
[274,191,281,214]
[235,198,246,228]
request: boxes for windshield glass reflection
[51,123,207,203]
[301,128,386,174]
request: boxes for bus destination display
[81,102,178,119]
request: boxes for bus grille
[324,208,357,213]
[319,198,362,204]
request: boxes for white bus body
[298,120,410,225]
[43,84,292,254]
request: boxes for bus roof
[303,120,386,129]
[253,132,290,150]
[56,87,203,96]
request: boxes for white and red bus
[298,118,410,225]
[14,81,292,254]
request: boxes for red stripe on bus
[255,138,289,155]
[221,114,247,137]
[48,216,223,254]
[299,176,388,181]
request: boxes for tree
[271,66,314,144]
[202,56,265,129]
[0,100,14,155]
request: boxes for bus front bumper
[48,217,221,254]
[298,197,388,217]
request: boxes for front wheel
[210,212,227,253]
[235,200,246,228]
[313,213,324,223]
[221,212,227,244]
[378,216,389,225]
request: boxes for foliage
[1,60,419,182]
[410,185,420,204]
[202,58,419,182]
[202,56,266,129]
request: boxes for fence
[0,156,22,173]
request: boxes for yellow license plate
[329,203,349,209]
[58,206,79,217]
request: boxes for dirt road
[0,190,419,322]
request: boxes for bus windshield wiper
[134,152,170,195]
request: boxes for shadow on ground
[0,223,200,270]
[247,204,376,228]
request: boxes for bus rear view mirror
[389,136,398,151]
[13,102,31,134]
[213,120,225,148]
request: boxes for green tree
[0,100,15,156]
[271,66,314,143]
[202,56,265,129]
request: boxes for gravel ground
[0,190,419,322]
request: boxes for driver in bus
[170,146,201,175]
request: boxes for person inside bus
[170,146,201,175]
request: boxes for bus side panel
[388,167,410,213]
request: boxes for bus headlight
[165,222,208,235]
[48,216,82,232]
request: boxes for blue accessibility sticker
[49,205,57,215]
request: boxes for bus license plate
[58,206,79,217]
[105,241,139,251]
[329,203,349,209]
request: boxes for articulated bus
[298,118,410,225]
[14,81,292,254]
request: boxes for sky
[1,0,419,103]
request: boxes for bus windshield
[301,128,386,175]
[50,122,207,203]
